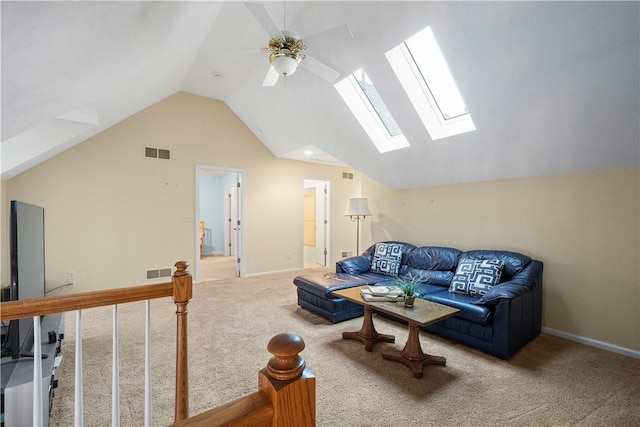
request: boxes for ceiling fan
[245,2,353,86]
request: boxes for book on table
[360,286,405,302]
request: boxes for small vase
[404,296,415,308]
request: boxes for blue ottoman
[293,272,391,323]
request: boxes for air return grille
[146,268,172,280]
[145,147,171,160]
[342,172,354,179]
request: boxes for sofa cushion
[405,246,461,271]
[337,254,374,275]
[293,273,385,299]
[460,250,531,281]
[404,267,455,287]
[449,258,504,296]
[370,242,403,276]
[426,290,493,325]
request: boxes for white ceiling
[2,1,639,189]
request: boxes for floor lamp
[345,198,371,255]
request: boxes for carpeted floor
[199,255,237,281]
[49,268,640,426]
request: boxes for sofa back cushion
[405,246,461,271]
[459,250,531,281]
[337,254,374,275]
[402,267,455,287]
[398,246,461,287]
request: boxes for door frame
[303,178,330,267]
[195,164,246,283]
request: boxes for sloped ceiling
[2,1,639,189]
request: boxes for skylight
[335,69,409,153]
[386,26,475,140]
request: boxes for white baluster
[144,300,153,427]
[75,310,84,427]
[32,316,43,427]
[112,305,120,427]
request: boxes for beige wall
[1,92,363,291]
[3,91,638,353]
[359,168,640,351]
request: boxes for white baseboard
[542,327,640,359]
[244,267,303,278]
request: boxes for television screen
[6,200,45,359]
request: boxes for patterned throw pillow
[370,243,403,276]
[449,258,504,296]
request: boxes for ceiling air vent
[145,147,171,160]
[342,172,354,180]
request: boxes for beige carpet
[49,268,640,426]
[199,255,237,282]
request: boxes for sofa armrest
[473,260,543,307]
[473,282,530,307]
[336,255,373,274]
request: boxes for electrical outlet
[68,271,76,287]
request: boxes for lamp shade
[270,53,299,76]
[344,198,371,216]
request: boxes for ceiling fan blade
[245,2,283,38]
[303,54,341,83]
[262,65,280,87]
[209,47,262,55]
[303,24,354,49]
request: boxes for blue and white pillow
[370,243,403,276]
[449,258,504,296]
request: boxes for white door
[224,179,241,277]
[196,165,244,282]
[303,179,330,267]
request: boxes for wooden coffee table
[332,285,460,378]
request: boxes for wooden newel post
[259,333,316,427]
[173,261,192,423]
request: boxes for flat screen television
[2,201,46,359]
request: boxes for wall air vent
[146,267,172,280]
[145,147,171,160]
[342,172,354,180]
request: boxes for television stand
[1,313,64,427]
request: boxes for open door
[303,179,329,267]
[196,165,245,283]
[224,175,242,277]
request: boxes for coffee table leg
[342,305,395,352]
[382,321,446,378]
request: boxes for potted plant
[393,274,422,307]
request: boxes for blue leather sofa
[294,241,543,359]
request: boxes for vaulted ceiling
[2,1,639,189]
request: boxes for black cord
[1,321,10,350]
[45,283,73,295]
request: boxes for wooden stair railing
[173,333,316,427]
[1,261,317,427]
[1,260,193,424]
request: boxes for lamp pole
[349,215,366,254]
[345,198,371,256]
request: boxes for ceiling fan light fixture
[269,51,303,77]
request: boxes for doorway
[303,179,330,268]
[196,165,245,283]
